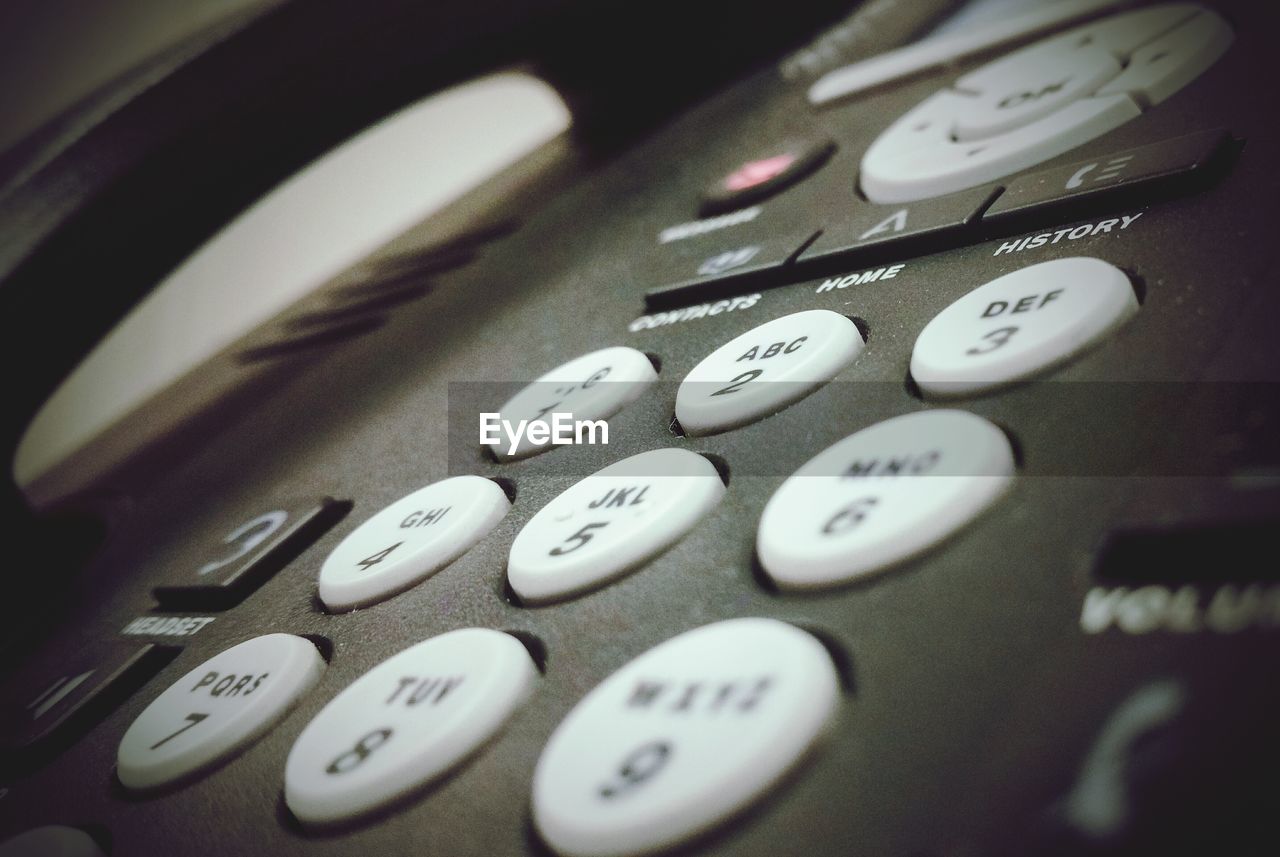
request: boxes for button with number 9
[532,618,840,857]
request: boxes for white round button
[507,448,724,604]
[486,347,657,460]
[675,310,863,436]
[532,618,840,857]
[910,256,1137,398]
[284,628,537,826]
[0,827,105,857]
[757,410,1014,589]
[319,476,510,611]
[117,634,325,791]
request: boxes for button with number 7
[117,634,325,791]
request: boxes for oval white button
[953,45,1121,141]
[319,476,510,611]
[117,634,324,791]
[0,827,105,857]
[284,628,537,826]
[675,310,863,436]
[532,618,839,857]
[507,448,724,604]
[487,347,657,460]
[910,256,1137,398]
[758,410,1014,589]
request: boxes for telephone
[1,0,1278,855]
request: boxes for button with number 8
[507,448,725,604]
[117,634,325,791]
[284,628,538,826]
[910,256,1137,397]
[532,618,840,857]
[318,476,511,611]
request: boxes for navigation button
[953,44,1121,142]
[1096,9,1234,107]
[983,129,1232,223]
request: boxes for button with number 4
[285,628,537,826]
[319,476,511,611]
[675,310,864,436]
[910,256,1137,398]
[117,634,325,791]
[532,618,840,857]
[507,448,725,604]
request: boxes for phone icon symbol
[1066,163,1098,190]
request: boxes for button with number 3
[284,628,538,826]
[910,256,1137,397]
[507,448,725,604]
[532,618,840,857]
[318,476,511,611]
[117,634,325,791]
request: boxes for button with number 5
[910,256,1137,398]
[284,628,538,826]
[675,309,864,436]
[318,476,511,611]
[507,448,725,604]
[532,618,840,857]
[117,634,325,791]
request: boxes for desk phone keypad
[5,2,1279,856]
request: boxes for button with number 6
[284,628,538,826]
[507,448,725,604]
[532,618,840,857]
[117,634,325,791]
[318,476,511,611]
[910,256,1137,398]
[675,309,864,436]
